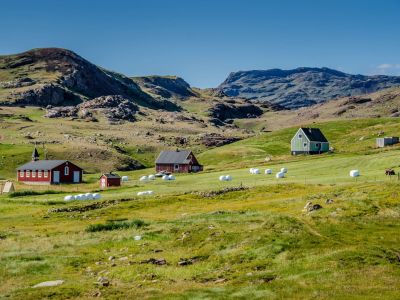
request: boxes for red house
[155,149,203,173]
[100,173,121,188]
[17,148,83,185]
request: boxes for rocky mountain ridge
[218,67,400,108]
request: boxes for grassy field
[1,113,400,299]
[1,180,399,299]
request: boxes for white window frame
[298,134,302,139]
[64,166,69,176]
[174,164,179,171]
[26,170,30,178]
[38,170,42,178]
[303,142,308,148]
[32,170,36,178]
[44,170,48,178]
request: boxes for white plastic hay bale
[265,169,272,174]
[249,168,255,174]
[85,193,93,200]
[225,175,232,181]
[92,193,101,200]
[168,175,176,181]
[139,176,148,182]
[349,170,360,177]
[276,172,285,179]
[148,174,156,180]
[74,194,82,200]
[137,191,153,196]
[79,194,88,200]
[219,175,226,181]
[121,176,129,182]
[253,168,260,174]
[280,168,287,173]
[162,175,169,181]
[134,235,142,240]
[64,195,74,201]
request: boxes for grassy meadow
[1,111,400,299]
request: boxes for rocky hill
[0,48,179,110]
[218,67,400,108]
[131,75,197,99]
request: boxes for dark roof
[17,160,67,171]
[155,150,192,164]
[300,128,328,142]
[101,173,121,179]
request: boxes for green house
[291,128,329,155]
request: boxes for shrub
[86,219,147,232]
[9,190,60,198]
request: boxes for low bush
[86,219,147,232]
[9,190,60,198]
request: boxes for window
[19,171,24,178]
[298,134,302,139]
[44,170,48,178]
[26,170,30,178]
[32,171,36,178]
[38,170,42,178]
[64,166,69,176]
[174,164,179,171]
[303,142,308,148]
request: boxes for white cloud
[377,63,393,69]
[374,63,400,75]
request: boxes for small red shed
[100,173,121,188]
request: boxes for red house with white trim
[155,149,203,173]
[16,148,83,185]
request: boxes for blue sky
[0,0,399,87]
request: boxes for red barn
[100,173,121,188]
[155,149,203,173]
[16,147,83,185]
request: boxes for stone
[32,280,64,288]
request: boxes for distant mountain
[131,75,196,99]
[0,48,179,110]
[218,67,400,108]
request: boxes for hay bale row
[64,193,101,201]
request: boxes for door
[73,171,80,183]
[101,178,106,188]
[53,171,60,183]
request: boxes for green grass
[1,115,400,298]
[0,183,399,299]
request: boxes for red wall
[18,170,51,183]
[156,163,202,173]
[51,162,82,184]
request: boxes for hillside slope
[219,67,400,108]
[0,48,178,110]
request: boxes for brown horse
[385,169,396,176]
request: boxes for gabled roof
[101,173,121,179]
[17,160,74,171]
[300,128,328,142]
[156,150,192,164]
